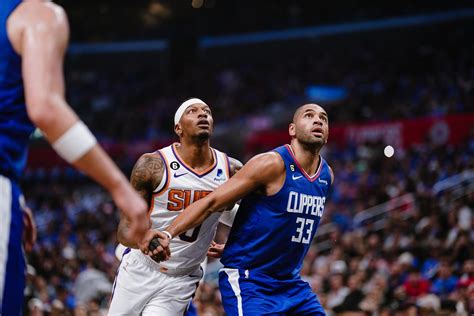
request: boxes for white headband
[174,98,207,125]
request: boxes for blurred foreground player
[109,98,241,315]
[150,104,334,315]
[0,1,149,314]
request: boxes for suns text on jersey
[286,191,325,217]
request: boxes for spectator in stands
[403,267,431,299]
[430,260,459,298]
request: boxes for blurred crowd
[64,22,473,143]
[22,11,474,316]
[23,131,473,315]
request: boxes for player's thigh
[0,178,25,316]
[289,297,326,316]
[288,282,326,316]
[141,300,189,316]
[108,254,155,315]
[219,268,284,316]
[142,272,201,316]
[141,291,192,316]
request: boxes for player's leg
[219,268,245,315]
[108,251,154,315]
[287,279,326,316]
[142,269,202,316]
[219,268,284,316]
[0,177,26,316]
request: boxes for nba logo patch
[214,169,225,182]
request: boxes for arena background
[23,1,473,315]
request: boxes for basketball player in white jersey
[108,98,242,316]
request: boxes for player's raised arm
[141,152,285,255]
[118,154,164,247]
[11,2,148,244]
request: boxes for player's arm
[10,3,149,243]
[328,165,335,185]
[163,152,284,239]
[142,152,283,256]
[206,156,243,258]
[118,154,164,247]
[221,156,243,213]
[228,156,243,176]
[22,206,36,253]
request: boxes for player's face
[290,104,329,147]
[177,103,214,140]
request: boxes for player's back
[0,0,34,181]
[221,145,332,279]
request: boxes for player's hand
[207,241,225,258]
[138,229,171,262]
[22,206,37,253]
[111,182,149,245]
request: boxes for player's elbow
[117,228,136,248]
[26,94,60,128]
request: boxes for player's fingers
[207,250,220,258]
[151,247,161,256]
[212,243,224,250]
[151,252,166,262]
[152,245,168,259]
[139,229,159,254]
[140,244,149,255]
[207,247,219,254]
[207,243,224,258]
[148,237,161,252]
[153,248,169,261]
[164,244,171,257]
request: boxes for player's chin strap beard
[192,132,211,143]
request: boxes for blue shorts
[219,268,326,316]
[0,176,26,316]
[185,300,197,316]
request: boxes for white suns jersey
[148,143,231,271]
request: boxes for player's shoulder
[9,1,68,52]
[15,1,67,26]
[246,151,285,174]
[227,156,243,176]
[131,152,165,188]
[136,152,164,167]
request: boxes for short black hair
[292,103,327,123]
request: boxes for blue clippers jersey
[0,0,34,181]
[221,145,331,278]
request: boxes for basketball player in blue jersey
[146,103,333,315]
[1,1,150,314]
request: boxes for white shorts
[108,250,203,316]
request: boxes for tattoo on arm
[228,156,243,177]
[118,153,164,246]
[130,154,164,203]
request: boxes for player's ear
[174,124,182,137]
[289,123,296,137]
